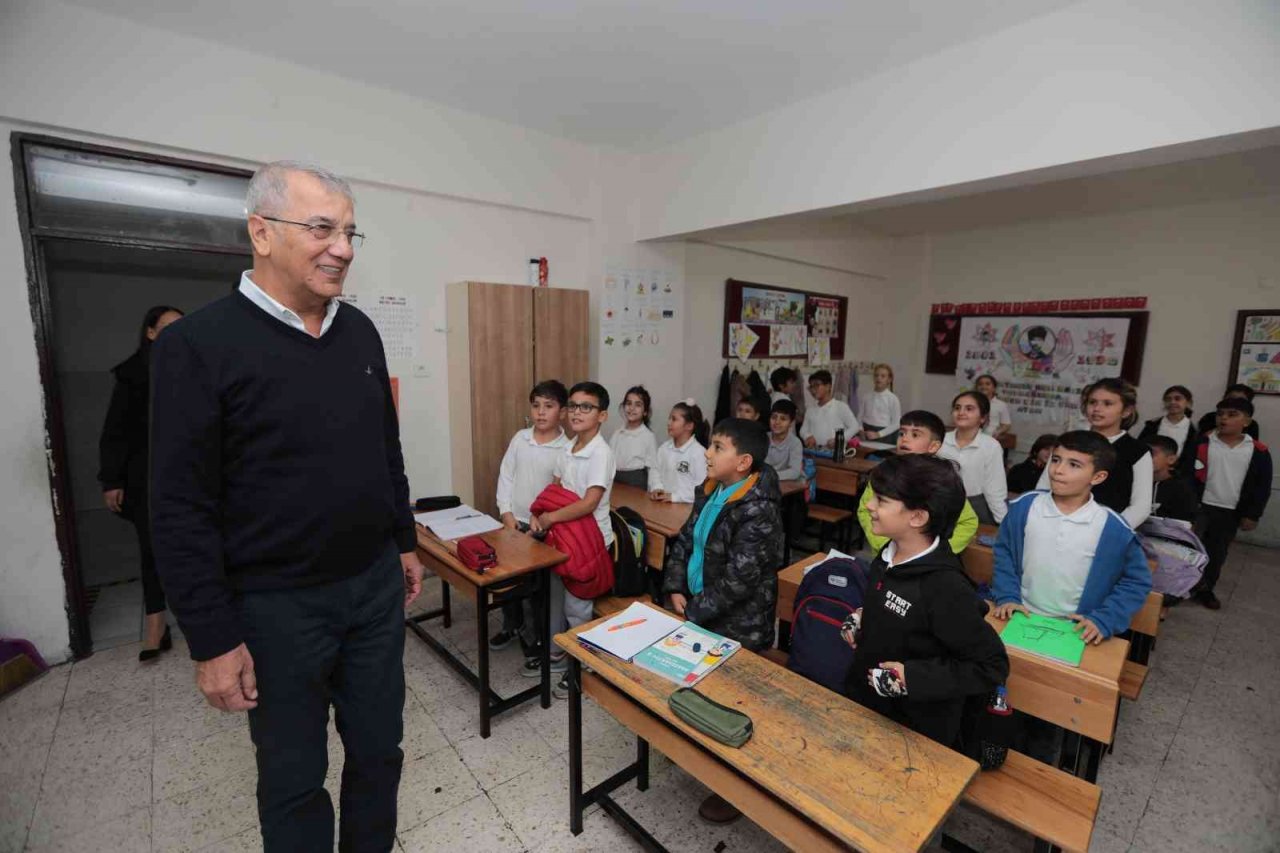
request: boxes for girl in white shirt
[976,374,1013,439]
[649,399,709,503]
[610,385,658,489]
[1137,384,1198,470]
[939,391,1008,524]
[858,363,902,443]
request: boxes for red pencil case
[456,536,497,573]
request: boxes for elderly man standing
[150,161,424,852]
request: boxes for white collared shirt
[858,389,901,433]
[939,431,1008,522]
[649,436,708,503]
[1021,493,1106,618]
[1157,416,1192,455]
[1033,431,1152,528]
[495,428,571,523]
[799,398,860,446]
[983,397,1013,436]
[609,424,658,472]
[882,536,942,569]
[238,270,339,337]
[1204,431,1255,510]
[555,433,616,545]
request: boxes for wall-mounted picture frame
[1229,310,1280,395]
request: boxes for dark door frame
[10,131,252,658]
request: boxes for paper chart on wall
[338,293,416,360]
[602,266,679,348]
[956,315,1129,426]
[741,287,805,326]
[769,324,806,356]
[1236,343,1280,391]
[807,336,830,366]
[729,323,760,361]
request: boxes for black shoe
[553,672,570,700]
[1198,590,1221,610]
[489,629,517,651]
[139,626,172,662]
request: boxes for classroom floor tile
[2,543,1278,852]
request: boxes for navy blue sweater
[150,292,415,660]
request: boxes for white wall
[621,0,1280,240]
[682,241,891,417]
[889,193,1280,542]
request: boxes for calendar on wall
[339,293,417,360]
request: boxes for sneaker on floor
[489,629,518,651]
[697,794,742,825]
[521,654,568,677]
[1197,590,1222,610]
[553,672,570,699]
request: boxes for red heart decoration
[945,319,957,329]
[937,344,951,356]
[933,331,947,344]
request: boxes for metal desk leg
[441,580,452,629]
[568,658,584,835]
[476,587,491,739]
[540,567,552,708]
[637,737,649,792]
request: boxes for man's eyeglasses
[565,402,600,413]
[261,216,366,249]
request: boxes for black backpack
[786,556,869,693]
[609,506,650,597]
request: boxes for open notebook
[577,602,683,662]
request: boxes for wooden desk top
[976,523,999,540]
[778,478,807,497]
[415,526,566,588]
[984,612,1127,686]
[812,454,879,475]
[610,483,692,537]
[557,605,977,852]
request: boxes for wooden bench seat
[961,749,1101,853]
[805,504,855,551]
[807,504,852,524]
[1119,661,1148,702]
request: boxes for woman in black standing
[99,305,184,661]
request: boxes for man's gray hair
[245,161,354,217]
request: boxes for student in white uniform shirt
[610,385,658,488]
[649,399,709,503]
[939,391,1008,524]
[490,380,570,653]
[858,363,902,443]
[770,366,800,406]
[975,374,1013,440]
[801,369,860,450]
[1137,384,1198,472]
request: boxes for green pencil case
[668,688,753,748]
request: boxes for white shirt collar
[523,428,569,448]
[570,432,607,457]
[1036,493,1103,525]
[239,270,339,337]
[883,536,942,568]
[1209,430,1253,449]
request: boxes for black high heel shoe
[139,626,173,662]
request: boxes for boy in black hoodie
[842,454,1009,748]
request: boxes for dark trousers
[128,502,166,615]
[1194,505,1240,594]
[237,542,406,853]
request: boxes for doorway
[13,134,252,656]
[45,241,244,650]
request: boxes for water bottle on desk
[833,428,846,463]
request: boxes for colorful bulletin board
[721,279,849,361]
[1229,310,1280,395]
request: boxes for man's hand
[803,437,816,449]
[993,602,1027,620]
[103,489,125,514]
[197,643,258,712]
[500,512,518,531]
[401,551,425,607]
[1240,518,1258,532]
[1071,614,1104,645]
[668,593,687,616]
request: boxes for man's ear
[1090,468,1110,487]
[247,215,272,256]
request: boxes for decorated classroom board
[1229,310,1280,395]
[926,306,1149,427]
[721,279,849,363]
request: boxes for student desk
[555,604,979,853]
[410,526,567,738]
[775,552,1127,782]
[611,480,807,569]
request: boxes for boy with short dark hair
[1184,397,1272,609]
[662,416,783,823]
[800,369,859,449]
[490,379,570,654]
[769,366,799,404]
[1145,435,1197,522]
[735,397,765,422]
[842,454,1009,748]
[857,410,979,554]
[765,400,805,481]
[992,431,1151,643]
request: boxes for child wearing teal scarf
[687,476,753,594]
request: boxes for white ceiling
[66,0,1078,150]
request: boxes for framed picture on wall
[721,279,848,360]
[1229,310,1280,395]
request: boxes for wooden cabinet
[447,282,590,516]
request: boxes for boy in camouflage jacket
[663,418,784,652]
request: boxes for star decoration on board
[1086,328,1117,352]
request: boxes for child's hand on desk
[500,512,518,531]
[992,602,1027,620]
[668,593,687,616]
[803,437,817,449]
[649,489,669,502]
[1070,614,1104,645]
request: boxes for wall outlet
[413,363,431,378]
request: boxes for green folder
[1000,612,1085,666]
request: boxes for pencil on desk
[607,618,648,632]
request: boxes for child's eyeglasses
[565,402,600,413]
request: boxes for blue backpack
[786,555,870,693]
